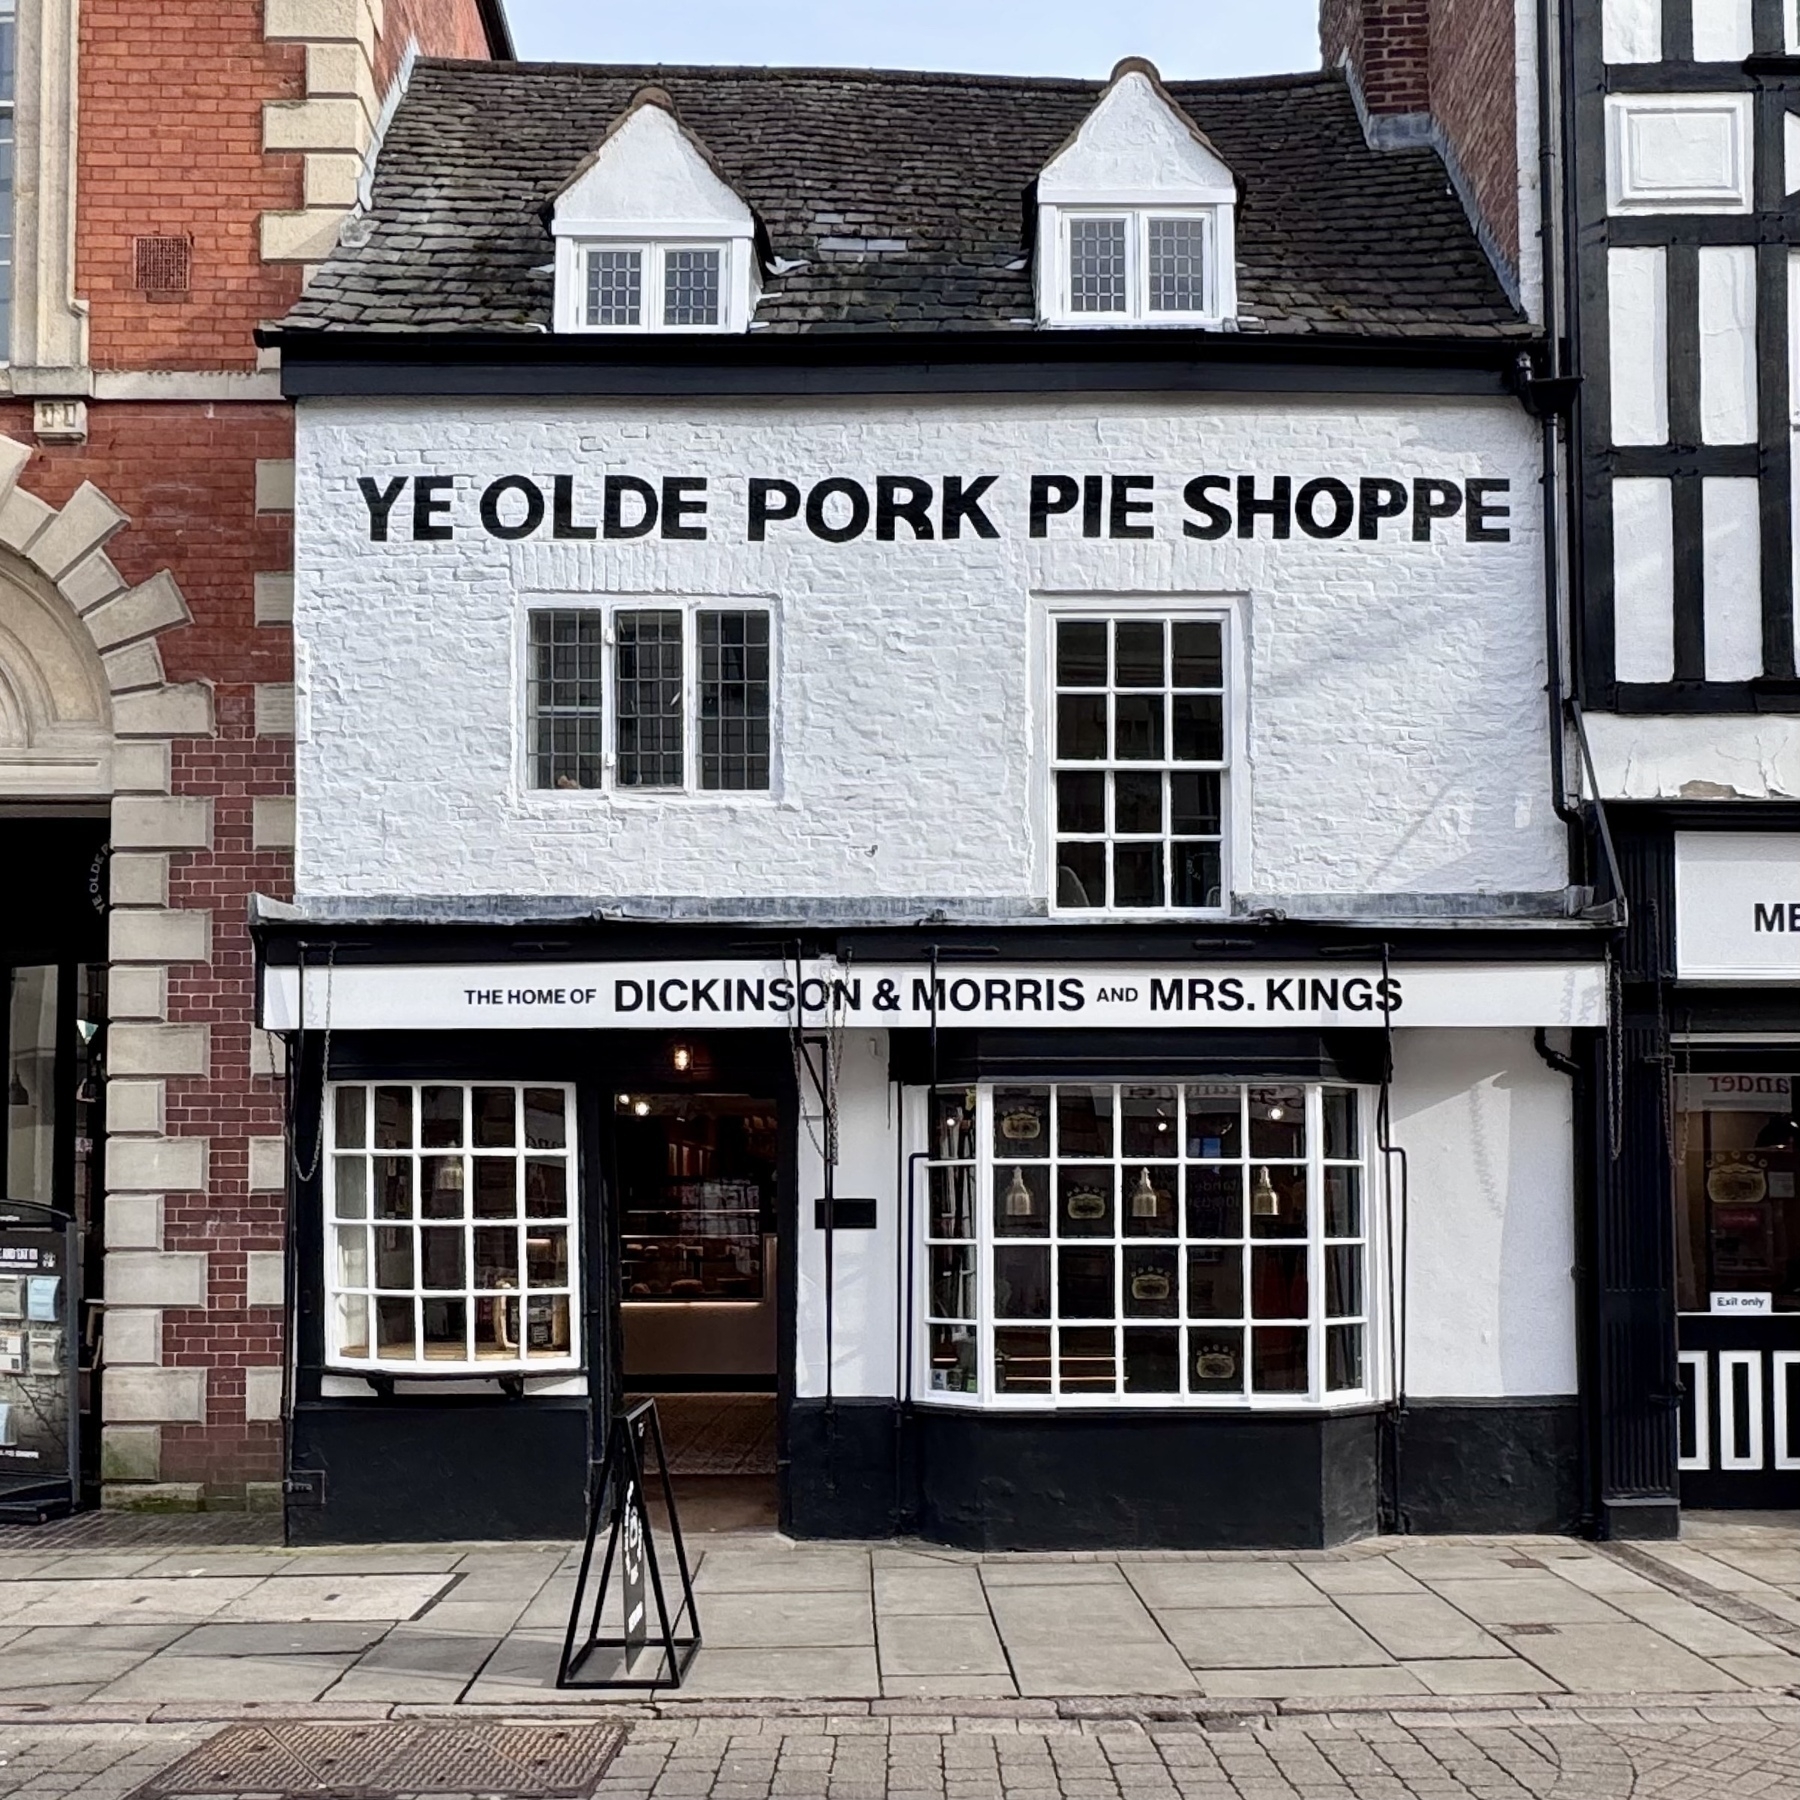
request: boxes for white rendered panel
[1611,478,1676,682]
[1788,113,1800,194]
[1603,0,1662,59]
[1692,0,1753,59]
[1776,1353,1800,1469]
[1609,248,1669,444]
[1703,477,1764,680]
[1678,1350,1709,1470]
[1699,246,1759,443]
[1719,1351,1764,1470]
[1607,94,1754,214]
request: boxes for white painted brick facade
[292,395,1561,910]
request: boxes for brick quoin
[57,0,503,1507]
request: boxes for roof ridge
[406,56,1342,96]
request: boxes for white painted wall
[1602,0,1662,63]
[1584,712,1800,800]
[1608,248,1668,445]
[793,1030,899,1399]
[1611,478,1675,683]
[292,393,1558,909]
[1698,244,1757,445]
[1390,1029,1578,1399]
[1702,475,1763,681]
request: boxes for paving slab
[1196,1666,1429,1698]
[2,1579,261,1626]
[978,1563,1129,1588]
[696,1590,875,1650]
[878,1616,1010,1678]
[1503,1621,1748,1693]
[1401,1657,1567,1695]
[1601,1589,1781,1657]
[93,1653,357,1703]
[693,1549,872,1594]
[133,1552,300,1579]
[1295,1561,1430,1597]
[1159,1606,1389,1671]
[0,1650,156,1695]
[875,1567,989,1616]
[983,1583,1168,1651]
[1124,1564,1329,1609]
[345,1624,501,1679]
[215,1574,454,1623]
[1004,1638,1199,1697]
[1713,1650,1800,1685]
[880,1674,1020,1698]
[160,1622,390,1657]
[676,1647,884,1698]
[1333,1594,1512,1660]
[279,1548,468,1576]
[1419,1576,1630,1629]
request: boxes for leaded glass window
[1147,216,1207,314]
[1068,216,1128,314]
[699,610,771,789]
[528,610,605,790]
[586,247,643,327]
[615,610,685,788]
[664,247,722,327]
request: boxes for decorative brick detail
[253,458,296,513]
[247,1137,287,1192]
[246,1250,285,1307]
[254,682,296,737]
[108,1136,208,1195]
[109,1022,210,1078]
[105,1250,208,1307]
[244,1366,283,1421]
[106,1367,208,1424]
[100,1424,163,1483]
[253,795,296,847]
[103,1194,164,1250]
[254,571,295,624]
[105,1309,163,1365]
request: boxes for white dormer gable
[1036,59,1238,328]
[552,90,760,334]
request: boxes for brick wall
[79,0,305,371]
[1320,0,1432,115]
[378,0,497,89]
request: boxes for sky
[499,1,1322,83]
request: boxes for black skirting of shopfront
[785,1395,1582,1549]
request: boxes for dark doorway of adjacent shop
[614,1081,781,1531]
[1,816,110,1510]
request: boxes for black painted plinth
[287,1400,588,1543]
[1601,1497,1682,1540]
[1392,1400,1582,1535]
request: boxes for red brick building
[0,0,508,1515]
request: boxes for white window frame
[1040,204,1233,328]
[912,1081,1381,1412]
[554,233,752,334]
[518,595,776,799]
[1041,598,1241,918]
[323,1081,581,1377]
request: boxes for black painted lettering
[1295,476,1354,539]
[1464,477,1512,543]
[876,475,936,540]
[1236,475,1292,539]
[1411,478,1463,541]
[604,475,658,539]
[1082,474,1104,538]
[359,475,407,541]
[1357,477,1408,540]
[1110,475,1154,539]
[661,477,709,540]
[942,474,1000,539]
[1151,977,1182,1011]
[480,475,545,541]
[747,478,801,541]
[1030,474,1080,537]
[1182,475,1231,540]
[806,477,871,543]
[552,474,597,540]
[1756,902,1784,932]
[412,475,454,541]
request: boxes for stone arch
[0,431,210,803]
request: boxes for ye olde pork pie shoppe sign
[354,467,1516,546]
[264,961,1606,1033]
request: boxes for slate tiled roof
[281,60,1526,340]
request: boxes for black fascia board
[268,325,1542,404]
[475,0,515,59]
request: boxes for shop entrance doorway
[614,1082,780,1530]
[1673,1069,1800,1507]
[0,816,109,1508]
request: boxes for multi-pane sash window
[921,1083,1372,1408]
[528,603,771,793]
[1057,210,1216,323]
[1052,614,1227,912]
[583,243,729,330]
[325,1083,579,1374]
[0,0,14,356]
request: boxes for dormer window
[1062,211,1215,321]
[579,242,730,331]
[552,87,760,336]
[1036,60,1238,330]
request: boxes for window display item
[1251,1166,1279,1217]
[1003,1168,1034,1217]
[0,1331,23,1374]
[1065,1184,1107,1221]
[0,1403,11,1448]
[28,1330,60,1375]
[0,1277,20,1319]
[25,1277,59,1321]
[1130,1168,1159,1219]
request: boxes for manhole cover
[130,1721,626,1798]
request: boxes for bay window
[325,1082,580,1374]
[918,1081,1374,1407]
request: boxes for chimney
[1321,0,1525,310]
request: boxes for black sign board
[0,1201,80,1523]
[557,1400,701,1690]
